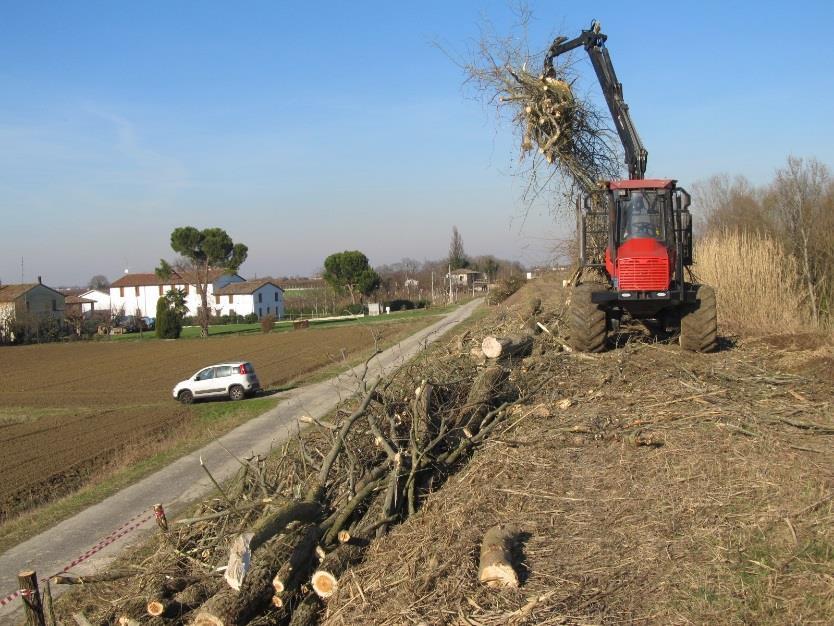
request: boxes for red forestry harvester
[549,22,717,352]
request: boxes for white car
[173,362,261,404]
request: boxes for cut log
[287,592,320,626]
[146,577,193,617]
[271,525,322,595]
[194,529,302,626]
[172,579,222,609]
[310,533,369,599]
[478,525,519,588]
[460,365,509,433]
[482,333,534,359]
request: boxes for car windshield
[619,191,664,242]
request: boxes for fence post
[17,570,46,626]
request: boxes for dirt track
[0,321,425,520]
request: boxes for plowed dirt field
[0,320,425,521]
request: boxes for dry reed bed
[695,230,812,334]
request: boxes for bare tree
[766,156,832,325]
[88,275,110,290]
[448,226,469,270]
[692,174,773,236]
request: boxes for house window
[159,285,163,296]
[52,299,57,311]
[258,293,262,303]
[258,308,262,318]
[274,292,279,301]
[135,286,140,296]
[229,295,233,304]
[184,284,189,294]
[267,306,270,314]
[120,287,124,297]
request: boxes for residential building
[79,288,111,312]
[215,279,285,319]
[0,278,65,337]
[65,295,96,317]
[448,268,489,292]
[109,270,245,318]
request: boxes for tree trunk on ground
[194,529,306,626]
[310,536,368,599]
[272,525,322,599]
[460,365,508,433]
[478,525,519,588]
[481,332,534,360]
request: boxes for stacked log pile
[54,297,563,626]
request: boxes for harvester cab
[548,22,717,353]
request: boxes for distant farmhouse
[109,270,284,319]
[0,277,65,340]
[448,268,489,292]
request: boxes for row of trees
[694,156,833,326]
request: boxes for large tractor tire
[567,284,608,353]
[679,284,718,352]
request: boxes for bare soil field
[0,320,426,522]
[51,279,834,625]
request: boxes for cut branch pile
[53,296,563,626]
[464,29,621,194]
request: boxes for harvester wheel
[567,284,608,353]
[679,285,718,352]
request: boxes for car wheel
[178,390,194,405]
[229,385,245,401]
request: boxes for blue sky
[1,1,832,285]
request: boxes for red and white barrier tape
[0,507,155,607]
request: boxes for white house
[109,270,245,318]
[79,289,111,312]
[215,279,285,319]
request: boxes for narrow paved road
[0,299,481,621]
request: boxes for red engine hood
[605,238,673,291]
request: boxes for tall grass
[695,230,811,333]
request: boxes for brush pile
[53,296,563,626]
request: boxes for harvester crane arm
[544,21,647,180]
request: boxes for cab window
[619,191,665,242]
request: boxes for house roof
[110,273,168,288]
[110,269,239,288]
[0,283,66,302]
[0,284,37,302]
[215,279,284,295]
[65,295,95,304]
[451,269,480,274]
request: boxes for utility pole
[448,264,453,303]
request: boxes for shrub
[244,313,259,324]
[260,314,276,333]
[156,296,182,339]
[388,299,415,311]
[488,275,524,304]
[695,229,810,333]
[343,303,366,315]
